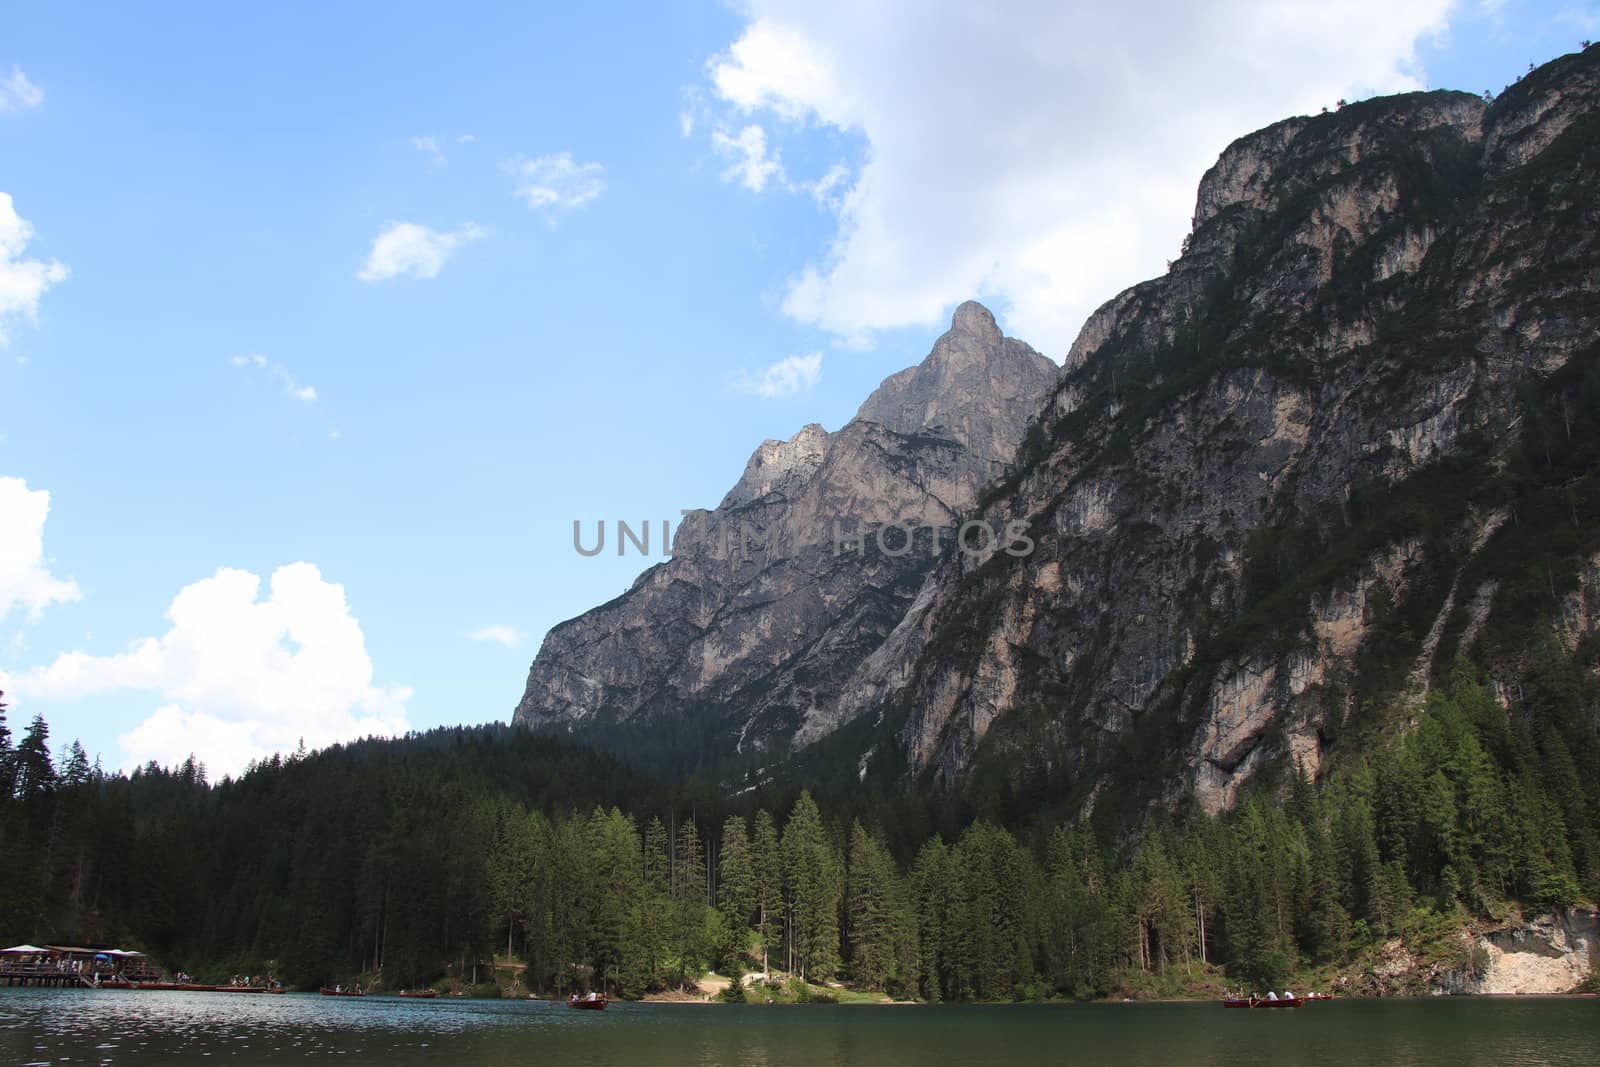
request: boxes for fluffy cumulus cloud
[0,193,69,345]
[230,353,317,402]
[734,351,823,398]
[467,624,525,648]
[700,0,1454,355]
[506,153,606,212]
[0,476,80,622]
[19,563,411,775]
[358,221,486,282]
[0,66,43,111]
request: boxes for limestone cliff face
[1437,909,1600,995]
[512,302,1057,771]
[835,49,1600,814]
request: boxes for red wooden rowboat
[1223,995,1301,1008]
[568,992,607,1010]
[319,986,365,997]
[398,990,438,999]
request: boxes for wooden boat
[398,989,438,999]
[1222,995,1301,1008]
[1302,992,1333,1002]
[568,992,608,1010]
[319,986,365,997]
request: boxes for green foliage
[2,637,1595,1001]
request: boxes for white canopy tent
[1,945,48,955]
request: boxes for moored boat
[568,991,607,1010]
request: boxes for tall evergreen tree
[751,808,783,978]
[846,821,896,990]
[781,791,841,982]
[14,713,55,801]
[716,815,754,973]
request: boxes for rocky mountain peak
[950,299,1002,342]
[856,301,1056,464]
[513,298,1057,772]
[721,422,830,509]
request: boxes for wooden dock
[1,967,96,988]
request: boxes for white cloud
[230,352,317,402]
[457,133,476,144]
[358,221,486,282]
[411,135,446,166]
[505,153,606,212]
[734,351,822,398]
[803,162,851,212]
[468,624,525,648]
[0,67,43,112]
[18,562,410,775]
[0,476,79,622]
[713,124,786,192]
[0,193,69,346]
[700,1,1453,356]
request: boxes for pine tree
[486,806,536,957]
[717,815,754,921]
[781,791,841,982]
[58,740,91,788]
[14,714,55,801]
[670,817,708,987]
[643,816,670,895]
[751,809,783,978]
[716,815,754,973]
[846,821,895,990]
[910,836,951,1001]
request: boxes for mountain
[830,47,1600,821]
[513,302,1057,774]
[516,47,1600,822]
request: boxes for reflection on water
[1,989,1597,1066]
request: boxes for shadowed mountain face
[836,49,1600,820]
[518,49,1600,817]
[513,301,1058,775]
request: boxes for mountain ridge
[516,48,1600,825]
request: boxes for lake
[2,989,1596,1065]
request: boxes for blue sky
[1,0,1593,775]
